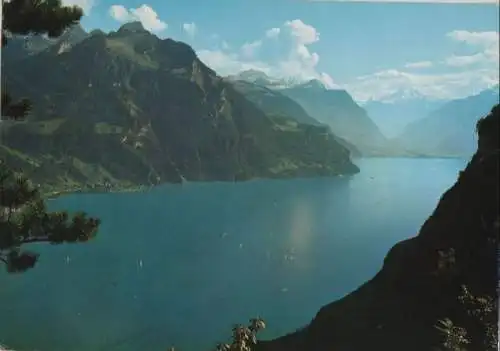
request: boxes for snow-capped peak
[380,88,429,103]
[361,87,444,105]
[229,70,338,90]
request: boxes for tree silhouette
[1,0,100,273]
[214,318,266,351]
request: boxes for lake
[0,157,468,351]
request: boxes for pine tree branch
[0,0,99,274]
[2,0,83,44]
[1,92,32,120]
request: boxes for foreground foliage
[214,318,266,351]
[435,285,498,351]
[1,0,100,273]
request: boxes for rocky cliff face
[257,104,499,351]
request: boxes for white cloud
[197,19,339,89]
[198,19,335,87]
[284,19,319,45]
[265,27,281,39]
[447,30,499,47]
[345,29,499,101]
[197,50,271,75]
[443,30,499,67]
[197,21,497,100]
[279,19,338,87]
[63,0,95,14]
[109,5,130,21]
[344,68,498,101]
[240,40,262,58]
[108,4,167,32]
[182,22,197,37]
[444,49,498,67]
[308,0,498,3]
[404,61,433,69]
[444,53,486,67]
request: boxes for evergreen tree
[1,0,100,273]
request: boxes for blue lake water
[0,158,468,351]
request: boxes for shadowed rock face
[257,104,499,351]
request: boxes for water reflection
[0,177,352,351]
[0,158,464,351]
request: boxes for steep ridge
[1,23,359,193]
[231,70,390,156]
[277,81,391,156]
[227,79,362,157]
[257,104,499,351]
[227,79,323,126]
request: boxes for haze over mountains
[229,68,498,158]
[362,94,447,138]
[226,79,323,127]
[396,85,500,157]
[228,70,392,156]
[226,78,363,157]
[1,22,360,193]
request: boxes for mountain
[50,23,89,54]
[278,80,391,156]
[1,22,359,194]
[257,104,499,351]
[227,79,323,126]
[227,79,362,157]
[230,71,416,157]
[363,97,447,138]
[370,87,435,104]
[396,86,500,157]
[228,69,301,89]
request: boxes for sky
[62,0,498,102]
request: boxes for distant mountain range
[367,87,438,104]
[226,79,323,126]
[396,85,499,157]
[1,22,360,193]
[227,69,304,90]
[226,78,363,157]
[363,97,447,138]
[229,70,398,156]
[278,80,390,156]
[230,69,499,158]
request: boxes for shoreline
[42,184,150,200]
[41,172,357,200]
[357,154,467,159]
[41,155,467,200]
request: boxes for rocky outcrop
[257,104,499,351]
